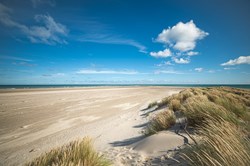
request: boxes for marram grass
[27,137,111,166]
[147,87,250,165]
[180,118,250,166]
[148,87,250,130]
[144,110,176,135]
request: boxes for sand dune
[0,86,183,165]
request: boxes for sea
[0,84,250,89]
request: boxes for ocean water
[0,84,250,89]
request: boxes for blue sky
[0,0,250,84]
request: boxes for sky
[0,0,250,85]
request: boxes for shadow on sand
[133,122,149,128]
[140,105,168,117]
[109,135,146,147]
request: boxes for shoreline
[0,86,187,94]
[0,84,249,89]
[1,84,249,94]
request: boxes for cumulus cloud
[150,48,171,58]
[172,57,190,64]
[156,20,208,52]
[0,3,68,45]
[221,56,250,66]
[150,20,208,64]
[194,68,203,72]
[76,69,138,75]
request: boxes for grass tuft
[147,101,158,109]
[144,110,176,136]
[169,99,181,112]
[180,118,250,166]
[27,137,111,166]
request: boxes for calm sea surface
[0,84,250,89]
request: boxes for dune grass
[27,137,111,166]
[144,110,176,136]
[180,118,250,166]
[147,101,158,109]
[146,87,250,165]
[148,87,250,130]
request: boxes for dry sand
[0,86,186,166]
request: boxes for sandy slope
[0,86,184,165]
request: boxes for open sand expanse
[0,86,184,165]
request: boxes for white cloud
[42,73,65,77]
[27,14,68,44]
[0,55,32,62]
[12,61,36,67]
[194,68,203,72]
[0,3,68,45]
[156,61,173,67]
[54,73,65,76]
[186,51,199,56]
[224,67,236,70]
[221,56,250,66]
[76,69,138,75]
[154,70,183,74]
[80,34,147,53]
[150,20,208,64]
[150,48,171,58]
[156,20,208,52]
[208,70,215,73]
[164,61,173,65]
[172,57,190,64]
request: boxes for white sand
[133,131,186,156]
[0,86,185,165]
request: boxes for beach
[0,86,183,165]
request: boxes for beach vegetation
[147,101,158,109]
[180,118,250,166]
[169,99,181,112]
[146,87,250,165]
[144,110,176,136]
[27,137,111,166]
